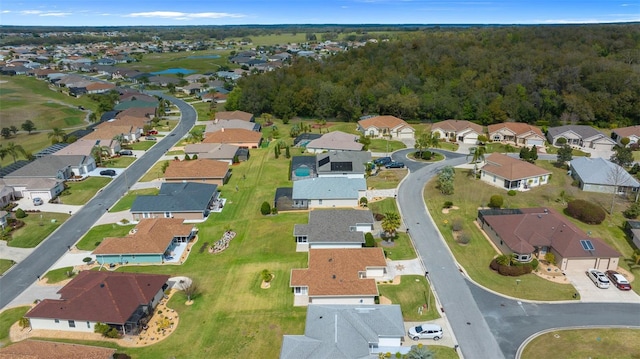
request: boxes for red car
[605,270,632,291]
[146,130,158,135]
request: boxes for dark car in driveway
[374,157,392,166]
[99,169,116,176]
[605,270,632,290]
[385,161,405,169]
[119,150,133,156]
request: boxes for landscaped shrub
[451,218,463,232]
[545,253,556,265]
[82,257,92,263]
[15,208,26,219]
[488,195,504,209]
[420,150,432,160]
[566,199,606,224]
[271,207,278,215]
[359,197,368,207]
[623,202,640,219]
[507,190,517,197]
[261,269,273,282]
[374,213,385,221]
[443,201,453,209]
[530,258,539,270]
[490,257,532,276]
[458,232,471,244]
[260,201,271,215]
[364,232,375,247]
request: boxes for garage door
[528,139,544,147]
[565,258,596,271]
[596,258,610,270]
[592,143,612,151]
[28,191,51,201]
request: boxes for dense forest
[231,25,640,128]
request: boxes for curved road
[392,149,640,359]
[0,94,196,308]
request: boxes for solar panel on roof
[580,239,595,251]
[318,156,330,167]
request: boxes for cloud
[40,12,72,17]
[20,10,43,15]
[124,11,245,20]
[1,10,11,14]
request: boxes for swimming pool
[151,68,196,75]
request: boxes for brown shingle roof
[431,119,483,134]
[487,122,543,137]
[612,125,640,138]
[93,218,194,255]
[215,110,253,122]
[83,124,135,140]
[358,115,413,131]
[116,107,155,119]
[85,82,116,92]
[202,128,262,144]
[26,271,169,324]
[0,340,115,359]
[164,159,230,180]
[290,248,386,296]
[481,153,551,181]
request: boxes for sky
[0,0,638,27]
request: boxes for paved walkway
[0,241,31,263]
[382,258,425,281]
[366,188,397,201]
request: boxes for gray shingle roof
[292,178,366,200]
[294,209,373,244]
[4,155,86,178]
[131,182,218,213]
[547,125,603,140]
[570,157,640,187]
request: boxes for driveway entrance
[564,269,640,303]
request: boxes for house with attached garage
[624,220,640,249]
[215,110,255,122]
[546,125,616,151]
[357,115,415,140]
[487,122,545,147]
[130,182,220,222]
[316,151,372,179]
[477,207,620,271]
[290,248,387,306]
[569,157,640,195]
[164,159,231,186]
[205,119,261,133]
[25,271,169,335]
[93,218,197,265]
[430,119,484,144]
[280,304,408,358]
[611,125,640,147]
[202,128,263,149]
[293,209,374,252]
[291,177,367,210]
[183,143,247,163]
[305,131,363,153]
[480,153,551,191]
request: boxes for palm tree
[5,142,25,163]
[466,146,487,176]
[405,344,434,359]
[381,212,401,238]
[92,145,111,167]
[48,127,67,144]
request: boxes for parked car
[385,161,405,169]
[605,270,632,290]
[408,323,443,341]
[100,169,117,176]
[373,157,392,166]
[586,269,610,289]
[146,130,158,135]
[32,197,44,206]
[119,150,133,156]
[145,136,157,141]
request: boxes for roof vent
[100,283,105,288]
[537,214,542,218]
[544,208,548,213]
[332,274,336,279]
[328,258,332,262]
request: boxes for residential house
[293,209,374,252]
[116,107,156,120]
[93,218,197,265]
[0,183,15,208]
[215,110,254,122]
[25,271,169,335]
[274,187,295,211]
[625,220,640,249]
[205,119,261,133]
[305,131,363,153]
[130,182,220,221]
[183,143,246,163]
[569,157,640,195]
[114,100,158,112]
[547,125,616,151]
[291,156,317,181]
[293,133,322,147]
[164,159,231,186]
[480,153,551,191]
[431,119,484,144]
[357,115,415,139]
[611,125,640,147]
[0,340,116,359]
[52,139,97,158]
[280,304,407,359]
[292,177,367,209]
[0,210,8,229]
[477,207,620,270]
[487,122,545,147]
[202,128,262,149]
[290,248,387,306]
[316,151,372,179]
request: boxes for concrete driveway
[404,318,456,348]
[564,269,640,303]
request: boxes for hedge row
[566,199,606,224]
[489,258,533,277]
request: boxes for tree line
[229,24,640,128]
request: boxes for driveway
[564,269,640,303]
[404,318,456,348]
[15,197,82,215]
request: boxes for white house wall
[308,199,358,208]
[310,243,362,249]
[366,268,386,278]
[318,173,364,179]
[29,317,96,333]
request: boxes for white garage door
[28,191,51,201]
[596,258,610,270]
[528,139,544,147]
[592,143,612,151]
[565,258,596,271]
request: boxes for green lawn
[0,306,30,347]
[138,161,169,182]
[109,188,159,212]
[104,156,136,168]
[8,212,70,248]
[378,275,440,321]
[368,139,407,153]
[191,101,212,121]
[43,266,75,284]
[521,328,640,359]
[367,169,408,189]
[436,142,459,152]
[544,146,590,157]
[166,150,185,156]
[75,223,136,251]
[59,177,111,205]
[122,50,234,74]
[423,160,640,300]
[128,141,156,151]
[376,233,416,260]
[0,259,15,275]
[369,197,400,215]
[484,142,520,153]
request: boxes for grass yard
[0,259,15,275]
[378,275,440,321]
[368,169,408,189]
[122,50,233,74]
[369,197,400,215]
[424,160,640,299]
[484,142,520,153]
[544,146,590,157]
[437,142,459,152]
[75,223,135,251]
[128,141,156,151]
[8,212,70,248]
[368,139,407,153]
[165,150,184,156]
[191,101,212,121]
[137,161,169,182]
[109,188,160,212]
[103,156,136,168]
[59,177,111,205]
[0,306,30,347]
[376,233,416,260]
[430,346,461,359]
[520,328,640,359]
[43,266,75,284]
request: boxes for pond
[151,68,196,75]
[186,55,221,59]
